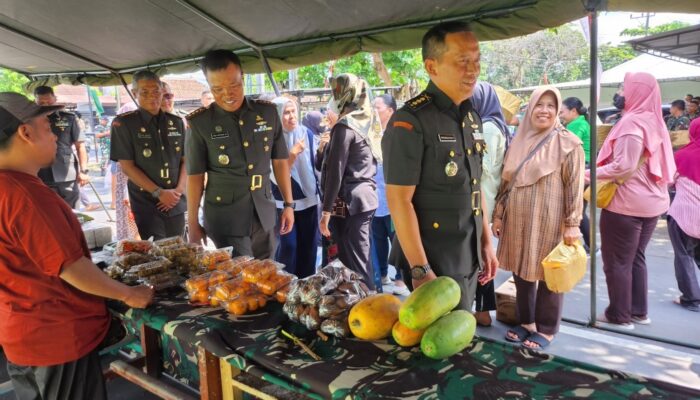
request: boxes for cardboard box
[82,223,113,250]
[495,278,518,326]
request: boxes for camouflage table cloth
[110,291,700,399]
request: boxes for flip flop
[505,326,531,343]
[522,332,552,350]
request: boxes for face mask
[613,93,625,110]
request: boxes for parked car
[597,104,671,123]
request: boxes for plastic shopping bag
[542,241,587,293]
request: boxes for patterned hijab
[330,73,383,163]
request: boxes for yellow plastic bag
[583,180,619,208]
[542,241,587,293]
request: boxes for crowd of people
[1,18,699,400]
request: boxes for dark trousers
[600,209,658,323]
[212,211,276,259]
[47,181,80,209]
[475,280,497,312]
[6,349,106,400]
[133,210,185,241]
[276,206,320,279]
[668,216,700,307]
[513,274,563,335]
[581,199,591,250]
[370,215,399,289]
[330,210,376,290]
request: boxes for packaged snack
[114,252,154,270]
[320,317,351,338]
[188,289,209,304]
[213,278,258,301]
[198,249,232,270]
[223,294,268,315]
[130,257,172,277]
[275,284,290,303]
[214,255,253,274]
[256,271,295,295]
[185,270,233,293]
[153,236,185,248]
[241,259,283,283]
[115,239,153,256]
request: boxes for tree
[620,21,690,38]
[480,24,590,89]
[0,68,30,94]
[598,43,637,71]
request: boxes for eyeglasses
[163,94,174,100]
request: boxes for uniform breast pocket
[135,139,155,164]
[207,141,234,169]
[433,142,467,185]
[418,208,466,235]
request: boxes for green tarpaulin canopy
[1,0,699,88]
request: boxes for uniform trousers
[6,349,106,400]
[47,181,80,209]
[513,274,563,335]
[667,216,700,308]
[600,209,658,323]
[132,209,185,241]
[211,210,276,259]
[276,205,320,278]
[330,210,376,290]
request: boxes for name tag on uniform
[254,125,273,133]
[138,132,152,139]
[438,133,457,143]
[167,127,182,137]
[211,131,229,139]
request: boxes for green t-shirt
[566,115,590,163]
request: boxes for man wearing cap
[186,50,294,258]
[0,92,153,399]
[111,70,187,240]
[34,86,90,209]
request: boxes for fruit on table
[392,320,425,347]
[420,310,476,359]
[399,276,461,330]
[349,294,401,340]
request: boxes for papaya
[399,276,461,330]
[392,320,425,347]
[349,294,402,340]
[420,310,476,359]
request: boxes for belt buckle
[471,190,481,216]
[250,174,263,191]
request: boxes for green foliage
[0,68,30,94]
[480,23,590,88]
[598,44,637,70]
[620,21,690,38]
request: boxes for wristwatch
[283,201,296,210]
[410,264,432,280]
[80,169,89,174]
[151,187,162,200]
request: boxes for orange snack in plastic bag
[226,298,248,315]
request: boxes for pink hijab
[597,72,676,184]
[502,86,582,187]
[675,118,700,185]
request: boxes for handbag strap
[498,128,558,202]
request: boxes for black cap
[0,92,63,141]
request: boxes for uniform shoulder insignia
[117,110,137,117]
[404,92,433,112]
[186,106,207,120]
[253,98,274,106]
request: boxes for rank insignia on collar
[215,125,223,133]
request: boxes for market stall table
[108,291,700,399]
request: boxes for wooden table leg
[219,358,243,400]
[140,324,161,378]
[198,346,223,400]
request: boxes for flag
[89,87,104,116]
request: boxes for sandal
[505,326,531,343]
[522,332,552,350]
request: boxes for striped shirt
[668,176,700,239]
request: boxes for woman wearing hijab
[319,74,379,289]
[270,97,320,279]
[493,86,584,349]
[302,111,325,150]
[668,118,700,312]
[589,72,676,329]
[470,81,508,326]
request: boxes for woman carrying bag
[587,72,676,329]
[493,86,584,349]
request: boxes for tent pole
[116,73,137,105]
[587,5,599,327]
[257,50,280,95]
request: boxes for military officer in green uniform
[382,21,498,310]
[186,50,294,258]
[110,70,187,240]
[34,86,90,209]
